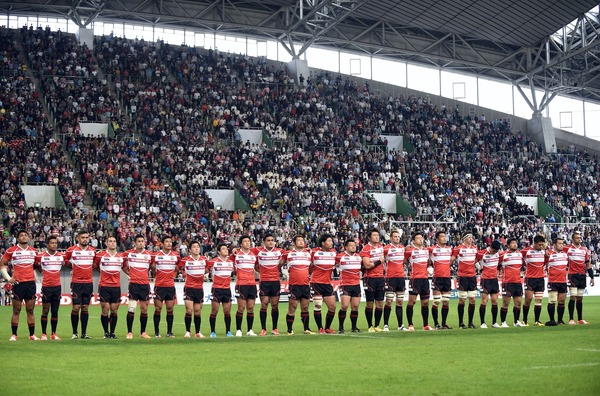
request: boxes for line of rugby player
[0,227,594,341]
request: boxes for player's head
[412,232,423,248]
[506,238,518,251]
[239,235,251,249]
[293,235,305,249]
[390,230,401,244]
[572,231,582,245]
[189,240,201,255]
[134,234,146,250]
[344,239,356,253]
[161,235,173,251]
[318,233,333,250]
[46,235,58,252]
[366,228,380,244]
[435,231,446,246]
[533,235,545,250]
[77,229,89,247]
[263,233,275,248]
[462,233,473,245]
[490,240,502,254]
[105,235,117,250]
[553,237,564,251]
[16,230,29,244]
[217,243,229,256]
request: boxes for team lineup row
[0,228,595,341]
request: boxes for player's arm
[309,250,316,274]
[34,253,43,273]
[93,254,101,271]
[585,251,594,286]
[63,248,73,269]
[0,251,17,283]
[122,254,130,276]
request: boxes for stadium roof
[2,0,600,104]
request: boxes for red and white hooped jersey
[521,247,546,279]
[282,249,311,286]
[384,244,405,278]
[476,248,500,280]
[251,246,282,282]
[310,248,336,284]
[404,245,429,280]
[65,245,96,283]
[231,249,257,286]
[429,245,452,278]
[124,249,153,285]
[546,248,568,284]
[499,251,523,284]
[179,255,208,289]
[207,257,234,289]
[3,245,38,283]
[95,250,124,287]
[360,243,385,278]
[36,251,64,287]
[336,252,362,286]
[453,244,478,277]
[153,250,180,287]
[563,244,590,275]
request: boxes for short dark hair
[344,239,355,247]
[263,233,274,241]
[435,231,446,240]
[491,240,502,250]
[239,235,251,245]
[366,228,379,240]
[161,235,172,243]
[77,229,89,236]
[412,232,423,241]
[189,240,200,249]
[46,235,58,244]
[533,235,545,244]
[318,234,332,247]
[293,235,304,244]
[134,234,145,242]
[506,238,517,246]
[17,230,28,238]
[553,237,564,244]
[217,243,228,252]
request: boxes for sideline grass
[2,298,600,395]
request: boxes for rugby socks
[512,307,520,323]
[51,303,59,334]
[500,307,508,322]
[41,315,49,335]
[522,304,530,324]
[194,314,201,333]
[209,314,217,333]
[325,310,335,330]
[236,311,244,331]
[491,304,498,324]
[365,307,373,328]
[384,305,391,326]
[421,306,429,327]
[109,313,118,334]
[51,315,58,334]
[457,303,465,325]
[247,312,254,332]
[533,305,541,323]
[374,307,383,327]
[101,314,109,333]
[314,311,323,330]
[557,303,565,323]
[28,322,35,337]
[11,321,18,336]
[81,311,89,335]
[185,313,192,332]
[441,305,449,326]
[395,306,403,327]
[140,312,148,333]
[576,300,583,321]
[224,313,231,333]
[547,303,556,322]
[568,299,575,320]
[127,312,134,332]
[479,305,486,324]
[406,305,413,326]
[286,314,294,333]
[260,308,267,330]
[71,310,79,333]
[468,303,475,325]
[166,312,174,333]
[338,309,347,330]
[431,305,439,326]
[272,308,279,330]
[350,310,359,330]
[301,311,310,331]
[154,313,161,334]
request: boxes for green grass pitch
[2,298,600,395]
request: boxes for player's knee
[313,296,323,311]
[569,287,578,297]
[395,292,404,303]
[548,292,558,304]
[26,307,34,315]
[458,291,468,299]
[441,293,451,303]
[385,291,395,301]
[467,291,477,299]
[577,289,585,298]
[128,300,137,313]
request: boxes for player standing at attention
[94,235,124,339]
[564,231,594,324]
[521,235,547,326]
[545,237,569,326]
[310,233,337,334]
[179,240,208,338]
[383,230,408,331]
[152,235,180,338]
[64,230,96,339]
[336,240,363,333]
[1,230,39,341]
[232,235,258,337]
[429,231,453,330]
[283,235,315,335]
[498,238,525,327]
[252,234,283,336]
[452,233,479,329]
[360,228,385,332]
[35,235,65,340]
[476,240,502,328]
[123,234,153,339]
[404,232,433,331]
[207,243,235,337]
